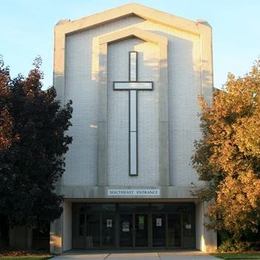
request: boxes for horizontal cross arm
[113,81,153,91]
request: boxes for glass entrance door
[102,214,115,247]
[135,214,148,247]
[168,214,181,247]
[76,208,100,248]
[83,213,100,248]
[152,214,166,247]
[119,213,149,247]
[119,214,133,247]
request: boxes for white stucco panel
[107,38,160,186]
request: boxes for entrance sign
[113,52,153,176]
[138,215,145,230]
[185,224,192,229]
[156,218,162,227]
[107,188,160,196]
[106,219,112,228]
[122,221,130,232]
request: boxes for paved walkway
[54,251,218,260]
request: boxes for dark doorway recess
[72,202,195,250]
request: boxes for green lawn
[214,253,260,259]
[0,256,51,260]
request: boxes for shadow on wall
[139,32,212,186]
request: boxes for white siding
[63,16,206,188]
[63,16,144,186]
[107,38,160,186]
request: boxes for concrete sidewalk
[53,251,218,260]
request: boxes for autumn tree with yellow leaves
[192,61,260,242]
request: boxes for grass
[0,257,51,260]
[0,251,51,260]
[214,253,260,259]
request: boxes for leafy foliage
[217,239,250,253]
[0,58,72,226]
[192,61,260,239]
[0,60,15,150]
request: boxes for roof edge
[55,3,211,36]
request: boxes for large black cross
[113,51,153,176]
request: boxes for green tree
[192,61,260,240]
[0,58,72,229]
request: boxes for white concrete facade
[51,3,216,254]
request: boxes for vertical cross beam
[113,51,153,176]
[129,52,138,176]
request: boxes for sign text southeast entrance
[107,189,160,196]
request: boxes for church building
[50,3,217,254]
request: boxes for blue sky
[1,0,259,89]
